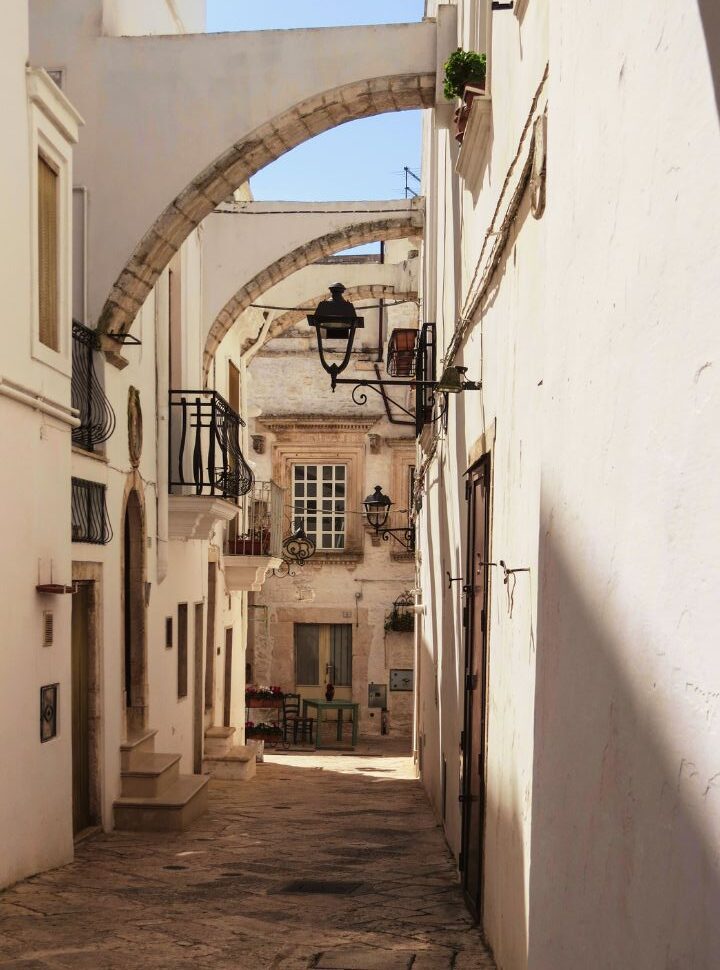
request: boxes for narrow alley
[0,744,495,970]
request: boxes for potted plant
[384,609,415,633]
[443,48,487,144]
[245,684,284,707]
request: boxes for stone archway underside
[101,73,434,337]
[253,285,419,353]
[203,216,423,379]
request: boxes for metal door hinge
[466,672,478,691]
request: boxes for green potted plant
[443,48,487,144]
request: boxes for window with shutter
[37,154,59,351]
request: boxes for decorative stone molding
[127,387,143,467]
[258,415,379,438]
[251,433,266,454]
[168,496,238,541]
[367,434,382,455]
[223,555,283,593]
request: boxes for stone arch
[257,285,419,350]
[203,217,422,378]
[100,73,434,338]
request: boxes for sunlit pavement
[0,740,495,969]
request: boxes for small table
[302,699,360,749]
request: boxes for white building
[416,2,720,969]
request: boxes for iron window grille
[292,463,346,551]
[71,320,116,451]
[169,389,254,499]
[415,322,436,435]
[71,477,112,544]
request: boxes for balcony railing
[71,321,116,452]
[224,481,283,559]
[169,390,254,500]
[415,322,436,435]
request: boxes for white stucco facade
[417,2,720,968]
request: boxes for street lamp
[363,485,414,551]
[307,286,482,419]
[307,283,364,389]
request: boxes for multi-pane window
[38,154,59,351]
[293,464,346,550]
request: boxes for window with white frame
[27,69,82,376]
[293,463,346,550]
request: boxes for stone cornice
[258,414,380,438]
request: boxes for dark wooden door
[193,603,204,773]
[461,455,491,919]
[71,582,91,835]
[223,627,233,727]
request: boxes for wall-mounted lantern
[307,283,365,389]
[363,485,415,551]
[308,286,482,423]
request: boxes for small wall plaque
[368,683,387,709]
[40,684,58,742]
[390,669,414,692]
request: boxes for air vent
[42,611,54,647]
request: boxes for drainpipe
[155,271,169,584]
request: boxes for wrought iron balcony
[223,481,284,591]
[415,322,436,436]
[71,321,116,452]
[169,389,254,500]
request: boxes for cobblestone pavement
[0,741,496,970]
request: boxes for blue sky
[206,1,424,205]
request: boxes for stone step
[120,752,181,799]
[203,725,236,758]
[120,728,158,771]
[203,744,257,782]
[113,774,210,832]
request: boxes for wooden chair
[282,693,314,745]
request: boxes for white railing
[224,481,283,559]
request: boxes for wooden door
[223,627,233,727]
[204,563,217,725]
[71,582,91,834]
[294,623,352,705]
[193,603,204,773]
[461,456,491,919]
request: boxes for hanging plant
[443,49,487,100]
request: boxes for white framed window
[293,463,347,551]
[27,69,83,377]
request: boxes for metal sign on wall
[390,669,414,691]
[368,683,387,708]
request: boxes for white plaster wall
[416,0,547,965]
[103,0,206,36]
[528,3,720,967]
[419,2,720,969]
[0,1,75,889]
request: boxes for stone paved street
[0,743,495,970]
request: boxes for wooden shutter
[38,154,59,350]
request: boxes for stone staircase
[202,726,257,781]
[114,728,209,832]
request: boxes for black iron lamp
[308,287,482,428]
[363,485,415,551]
[307,283,364,389]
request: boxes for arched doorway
[123,489,147,732]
